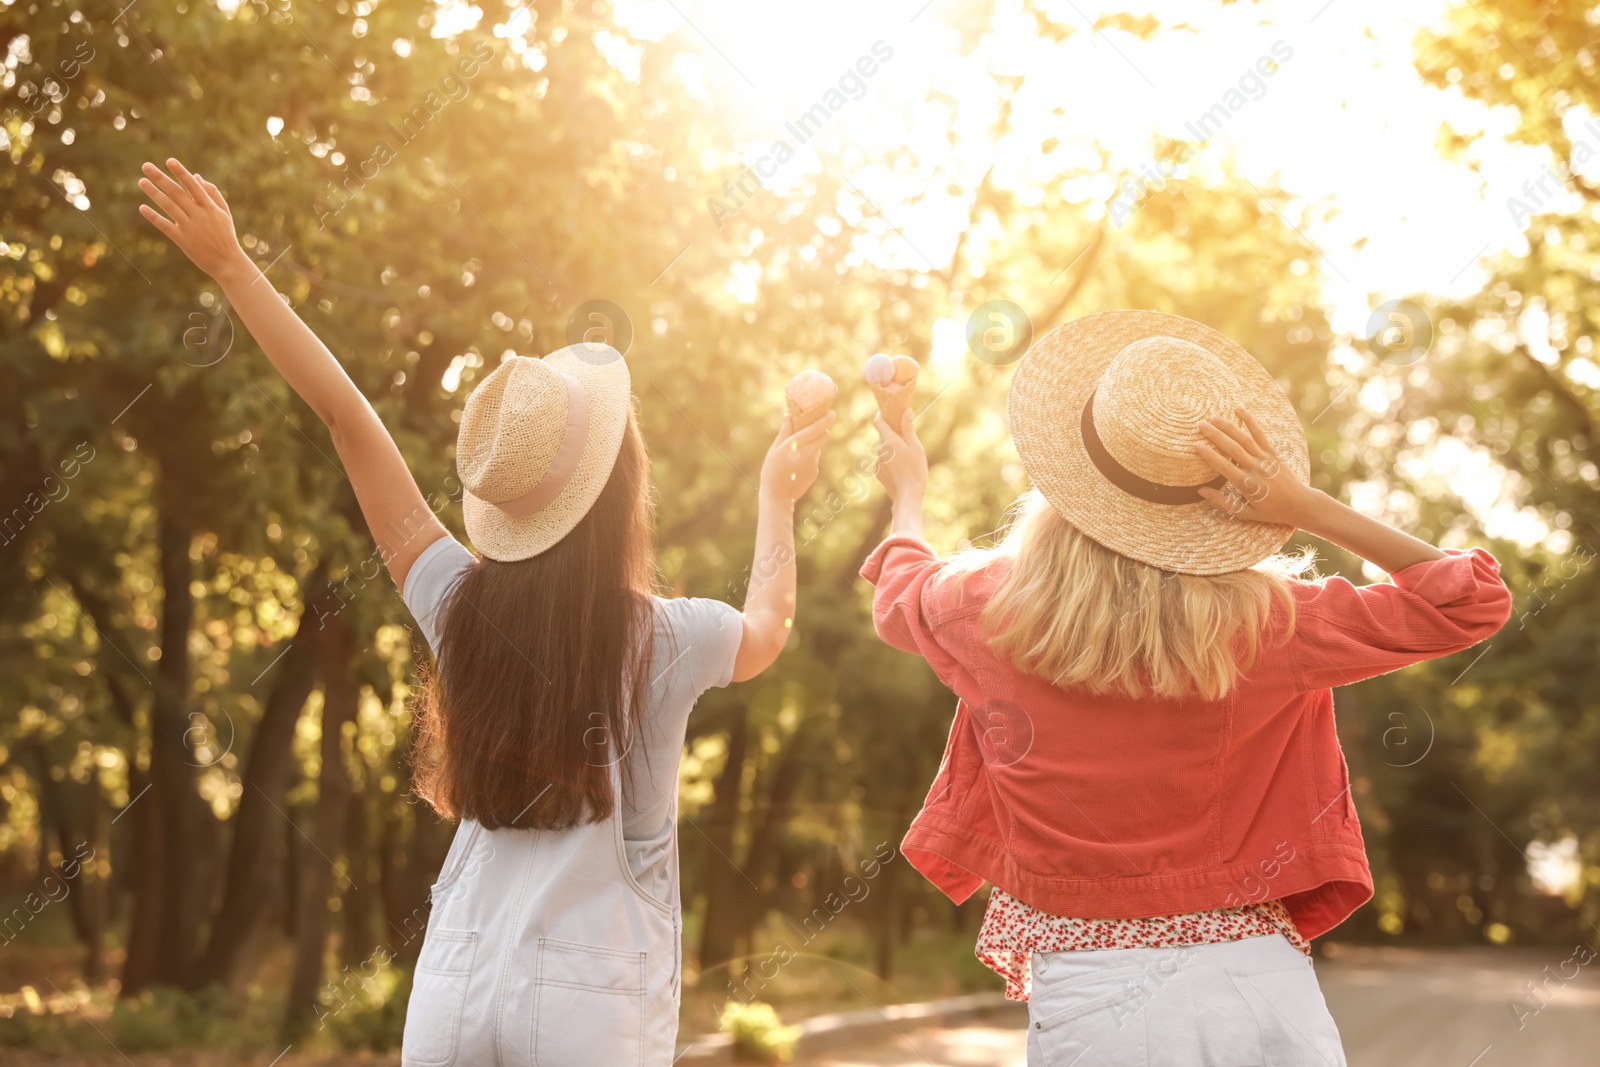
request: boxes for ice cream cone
[865,353,919,431]
[785,369,836,431]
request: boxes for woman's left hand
[760,411,834,503]
[138,159,251,282]
[1195,406,1317,527]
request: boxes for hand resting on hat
[1197,406,1445,574]
[1194,407,1316,528]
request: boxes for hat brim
[463,344,631,562]
[1008,311,1310,576]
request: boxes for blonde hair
[965,491,1314,701]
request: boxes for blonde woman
[864,312,1510,1065]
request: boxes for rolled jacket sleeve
[860,535,969,690]
[1290,547,1513,691]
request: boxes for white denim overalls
[401,787,681,1067]
[397,536,742,1067]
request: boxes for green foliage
[109,985,276,1052]
[720,999,800,1064]
[320,968,411,1053]
[1348,0,1600,945]
[0,984,284,1053]
[4,0,1600,1053]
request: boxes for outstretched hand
[760,411,835,503]
[137,160,458,595]
[138,159,251,282]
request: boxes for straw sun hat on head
[458,344,631,562]
[1008,311,1309,576]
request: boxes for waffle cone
[866,354,919,431]
[785,370,836,431]
[871,382,914,430]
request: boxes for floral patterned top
[975,887,1313,1000]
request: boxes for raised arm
[1196,405,1446,574]
[138,159,448,591]
[730,411,835,682]
[873,406,928,542]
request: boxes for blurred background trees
[1,0,1597,1052]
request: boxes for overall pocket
[532,938,647,1067]
[1227,963,1346,1067]
[402,929,478,1067]
[1030,963,1153,1067]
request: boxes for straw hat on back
[458,344,631,562]
[1008,311,1309,576]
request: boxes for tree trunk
[28,742,104,985]
[403,802,455,955]
[34,774,52,882]
[875,853,899,982]
[35,755,108,984]
[152,512,205,984]
[744,732,806,913]
[120,761,165,995]
[77,781,108,983]
[342,784,377,969]
[192,566,330,990]
[123,512,206,989]
[284,802,300,940]
[66,576,151,993]
[283,616,360,1036]
[378,785,417,960]
[384,631,452,968]
[696,705,749,975]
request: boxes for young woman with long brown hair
[139,158,832,1066]
[866,311,1511,1065]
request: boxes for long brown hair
[412,412,658,830]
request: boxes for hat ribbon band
[1080,393,1225,506]
[489,370,591,520]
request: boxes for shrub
[110,985,274,1051]
[719,999,799,1064]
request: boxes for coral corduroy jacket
[861,538,1512,940]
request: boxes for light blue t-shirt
[402,534,743,903]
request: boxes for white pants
[1025,934,1347,1067]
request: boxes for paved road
[799,946,1600,1066]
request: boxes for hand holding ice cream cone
[766,371,836,503]
[785,369,837,432]
[865,353,919,431]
